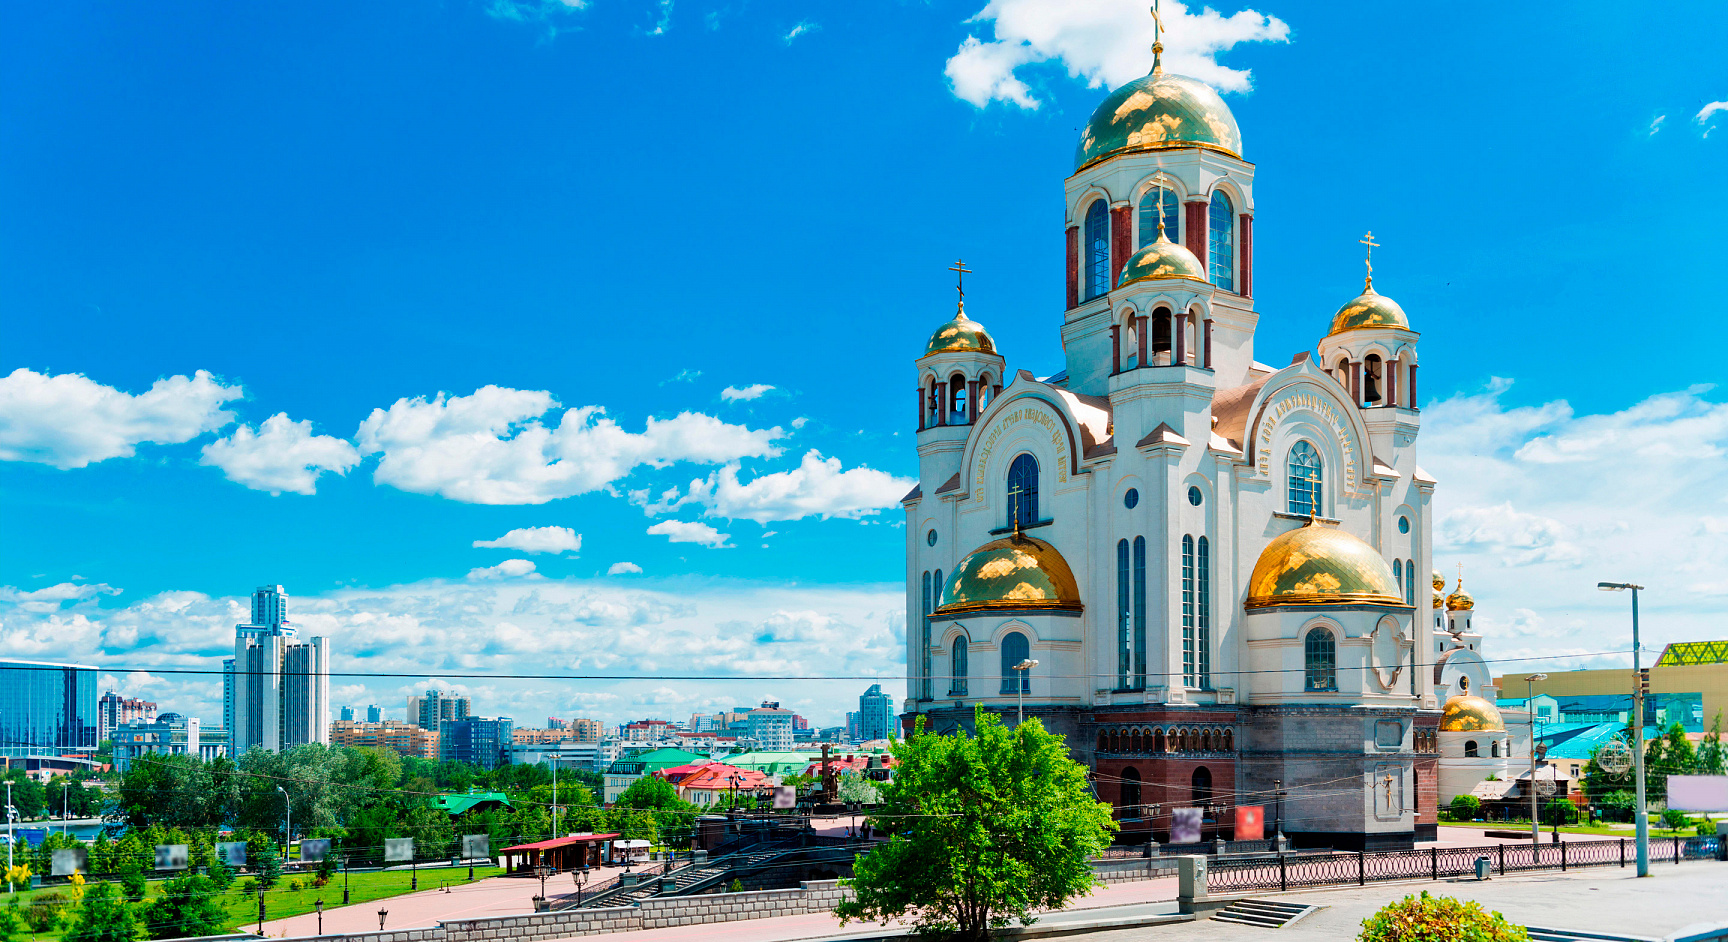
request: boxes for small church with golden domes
[900,33,1452,850]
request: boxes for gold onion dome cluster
[1439,694,1505,732]
[1432,570,1446,609]
[1119,232,1208,287]
[935,534,1083,615]
[1244,520,1407,609]
[1446,577,1475,612]
[924,311,997,356]
[1329,286,1411,335]
[1074,68,1243,170]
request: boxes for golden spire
[948,258,973,316]
[1149,1,1165,75]
[1359,231,1380,293]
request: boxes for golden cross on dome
[1149,1,1166,74]
[1360,231,1380,291]
[948,258,972,313]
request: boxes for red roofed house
[673,763,769,807]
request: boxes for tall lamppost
[1598,581,1649,877]
[1524,673,1549,847]
[1012,659,1039,726]
[276,785,291,860]
[5,781,14,894]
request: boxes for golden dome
[1445,575,1475,612]
[1432,570,1445,592]
[1432,586,1444,609]
[1328,287,1410,335]
[924,311,996,357]
[1075,69,1242,170]
[935,534,1082,615]
[1118,232,1208,287]
[1244,520,1407,609]
[1440,694,1505,732]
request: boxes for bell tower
[914,260,1004,494]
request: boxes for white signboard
[1667,775,1728,812]
[772,786,797,810]
[155,844,189,871]
[299,839,332,863]
[460,834,488,859]
[384,837,414,862]
[216,842,247,868]
[52,847,88,877]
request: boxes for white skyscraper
[226,585,330,754]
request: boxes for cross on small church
[948,258,972,313]
[1360,231,1380,291]
[1148,1,1167,73]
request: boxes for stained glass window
[1288,440,1323,515]
[1209,191,1235,290]
[1085,200,1110,300]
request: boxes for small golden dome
[1445,575,1475,612]
[935,534,1082,615]
[1432,586,1445,609]
[1075,70,1243,170]
[924,312,996,357]
[1118,233,1208,287]
[1432,570,1445,592]
[1440,694,1505,732]
[1328,287,1410,335]
[1244,520,1407,609]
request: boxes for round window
[1398,516,1410,534]
[926,529,938,547]
[1123,488,1139,509]
[1187,486,1203,506]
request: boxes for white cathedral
[898,40,1476,850]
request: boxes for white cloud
[467,559,541,581]
[1697,100,1728,137]
[720,384,775,402]
[199,413,361,496]
[354,385,784,505]
[0,581,122,614]
[1649,115,1666,135]
[1424,381,1728,663]
[0,368,241,469]
[473,526,581,555]
[647,0,672,35]
[486,0,586,38]
[674,450,915,524]
[784,20,818,44]
[945,0,1290,109]
[647,519,732,548]
[607,562,643,575]
[662,370,701,385]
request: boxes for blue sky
[3,0,1725,727]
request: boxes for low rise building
[746,702,795,751]
[441,717,513,770]
[329,720,440,760]
[113,713,223,771]
[508,739,618,773]
[602,747,707,803]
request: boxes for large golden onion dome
[1074,67,1242,170]
[924,311,996,357]
[1445,575,1475,612]
[1118,231,1208,287]
[1439,694,1505,732]
[935,534,1082,615]
[1245,520,1407,609]
[1328,286,1411,335]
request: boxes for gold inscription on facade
[973,404,1070,500]
[1257,390,1356,484]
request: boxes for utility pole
[1526,673,1549,847]
[1599,581,1649,877]
[276,785,291,862]
[6,780,13,894]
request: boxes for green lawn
[6,865,504,940]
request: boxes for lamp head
[1526,673,1549,682]
[1598,582,1623,592]
[1014,659,1039,670]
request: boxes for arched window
[1287,440,1323,515]
[1154,728,1166,752]
[949,373,968,425]
[1000,631,1030,694]
[1130,729,1142,752]
[1151,308,1172,358]
[1084,200,1110,300]
[1363,354,1384,405]
[1197,536,1211,688]
[1124,318,1139,369]
[1138,185,1179,247]
[1116,539,1131,689]
[1464,740,1479,758]
[1192,767,1212,805]
[1224,729,1234,751]
[978,374,993,412]
[1208,191,1234,291]
[1490,741,1500,758]
[950,636,968,696]
[1181,535,1196,686]
[1406,559,1416,605]
[920,571,933,700]
[1007,453,1039,529]
[1393,559,1403,599]
[1133,536,1147,688]
[1097,731,1108,751]
[1121,767,1142,815]
[1304,627,1337,691]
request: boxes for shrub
[25,892,69,933]
[0,898,23,942]
[1358,891,1530,942]
[1448,795,1481,821]
[240,878,258,895]
[121,869,148,902]
[1542,798,1578,826]
[727,879,744,893]
[1659,808,1690,831]
[287,878,304,892]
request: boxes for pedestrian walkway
[261,866,636,937]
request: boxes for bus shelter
[499,833,620,874]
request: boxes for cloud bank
[0,368,241,469]
[200,413,361,495]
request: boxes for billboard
[299,839,332,863]
[1171,807,1203,844]
[461,834,489,860]
[154,844,189,871]
[51,847,88,877]
[216,842,248,868]
[1667,775,1728,812]
[384,838,414,862]
[1235,805,1264,841]
[772,786,797,810]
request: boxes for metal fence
[1208,836,1722,894]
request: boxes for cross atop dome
[948,258,972,314]
[1149,1,1166,75]
[1360,231,1380,292]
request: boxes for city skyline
[3,0,1726,729]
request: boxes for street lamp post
[63,783,69,836]
[1525,673,1549,847]
[342,855,350,906]
[276,785,291,861]
[315,899,324,936]
[1598,581,1649,877]
[6,781,14,894]
[1011,659,1039,726]
[377,909,388,931]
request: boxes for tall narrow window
[950,636,968,696]
[1125,319,1139,369]
[1120,767,1142,816]
[949,373,967,425]
[1191,766,1213,805]
[1116,539,1131,689]
[921,571,933,700]
[1406,559,1417,606]
[1138,186,1179,247]
[1181,535,1196,687]
[1133,536,1147,689]
[1000,631,1030,694]
[1085,200,1109,300]
[1287,440,1323,515]
[1007,453,1039,528]
[1197,536,1211,689]
[1208,191,1235,291]
[1393,559,1403,600]
[1304,627,1337,692]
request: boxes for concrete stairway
[1210,898,1320,929]
[1524,928,1662,942]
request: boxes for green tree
[1357,891,1528,942]
[614,775,696,846]
[25,893,69,933]
[2,773,45,820]
[1644,722,1698,806]
[0,898,23,942]
[66,882,138,942]
[1542,798,1578,826]
[835,710,1116,942]
[253,842,282,890]
[1695,711,1725,775]
[143,874,227,941]
[120,870,149,904]
[208,852,235,892]
[1447,794,1481,821]
[837,771,882,805]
